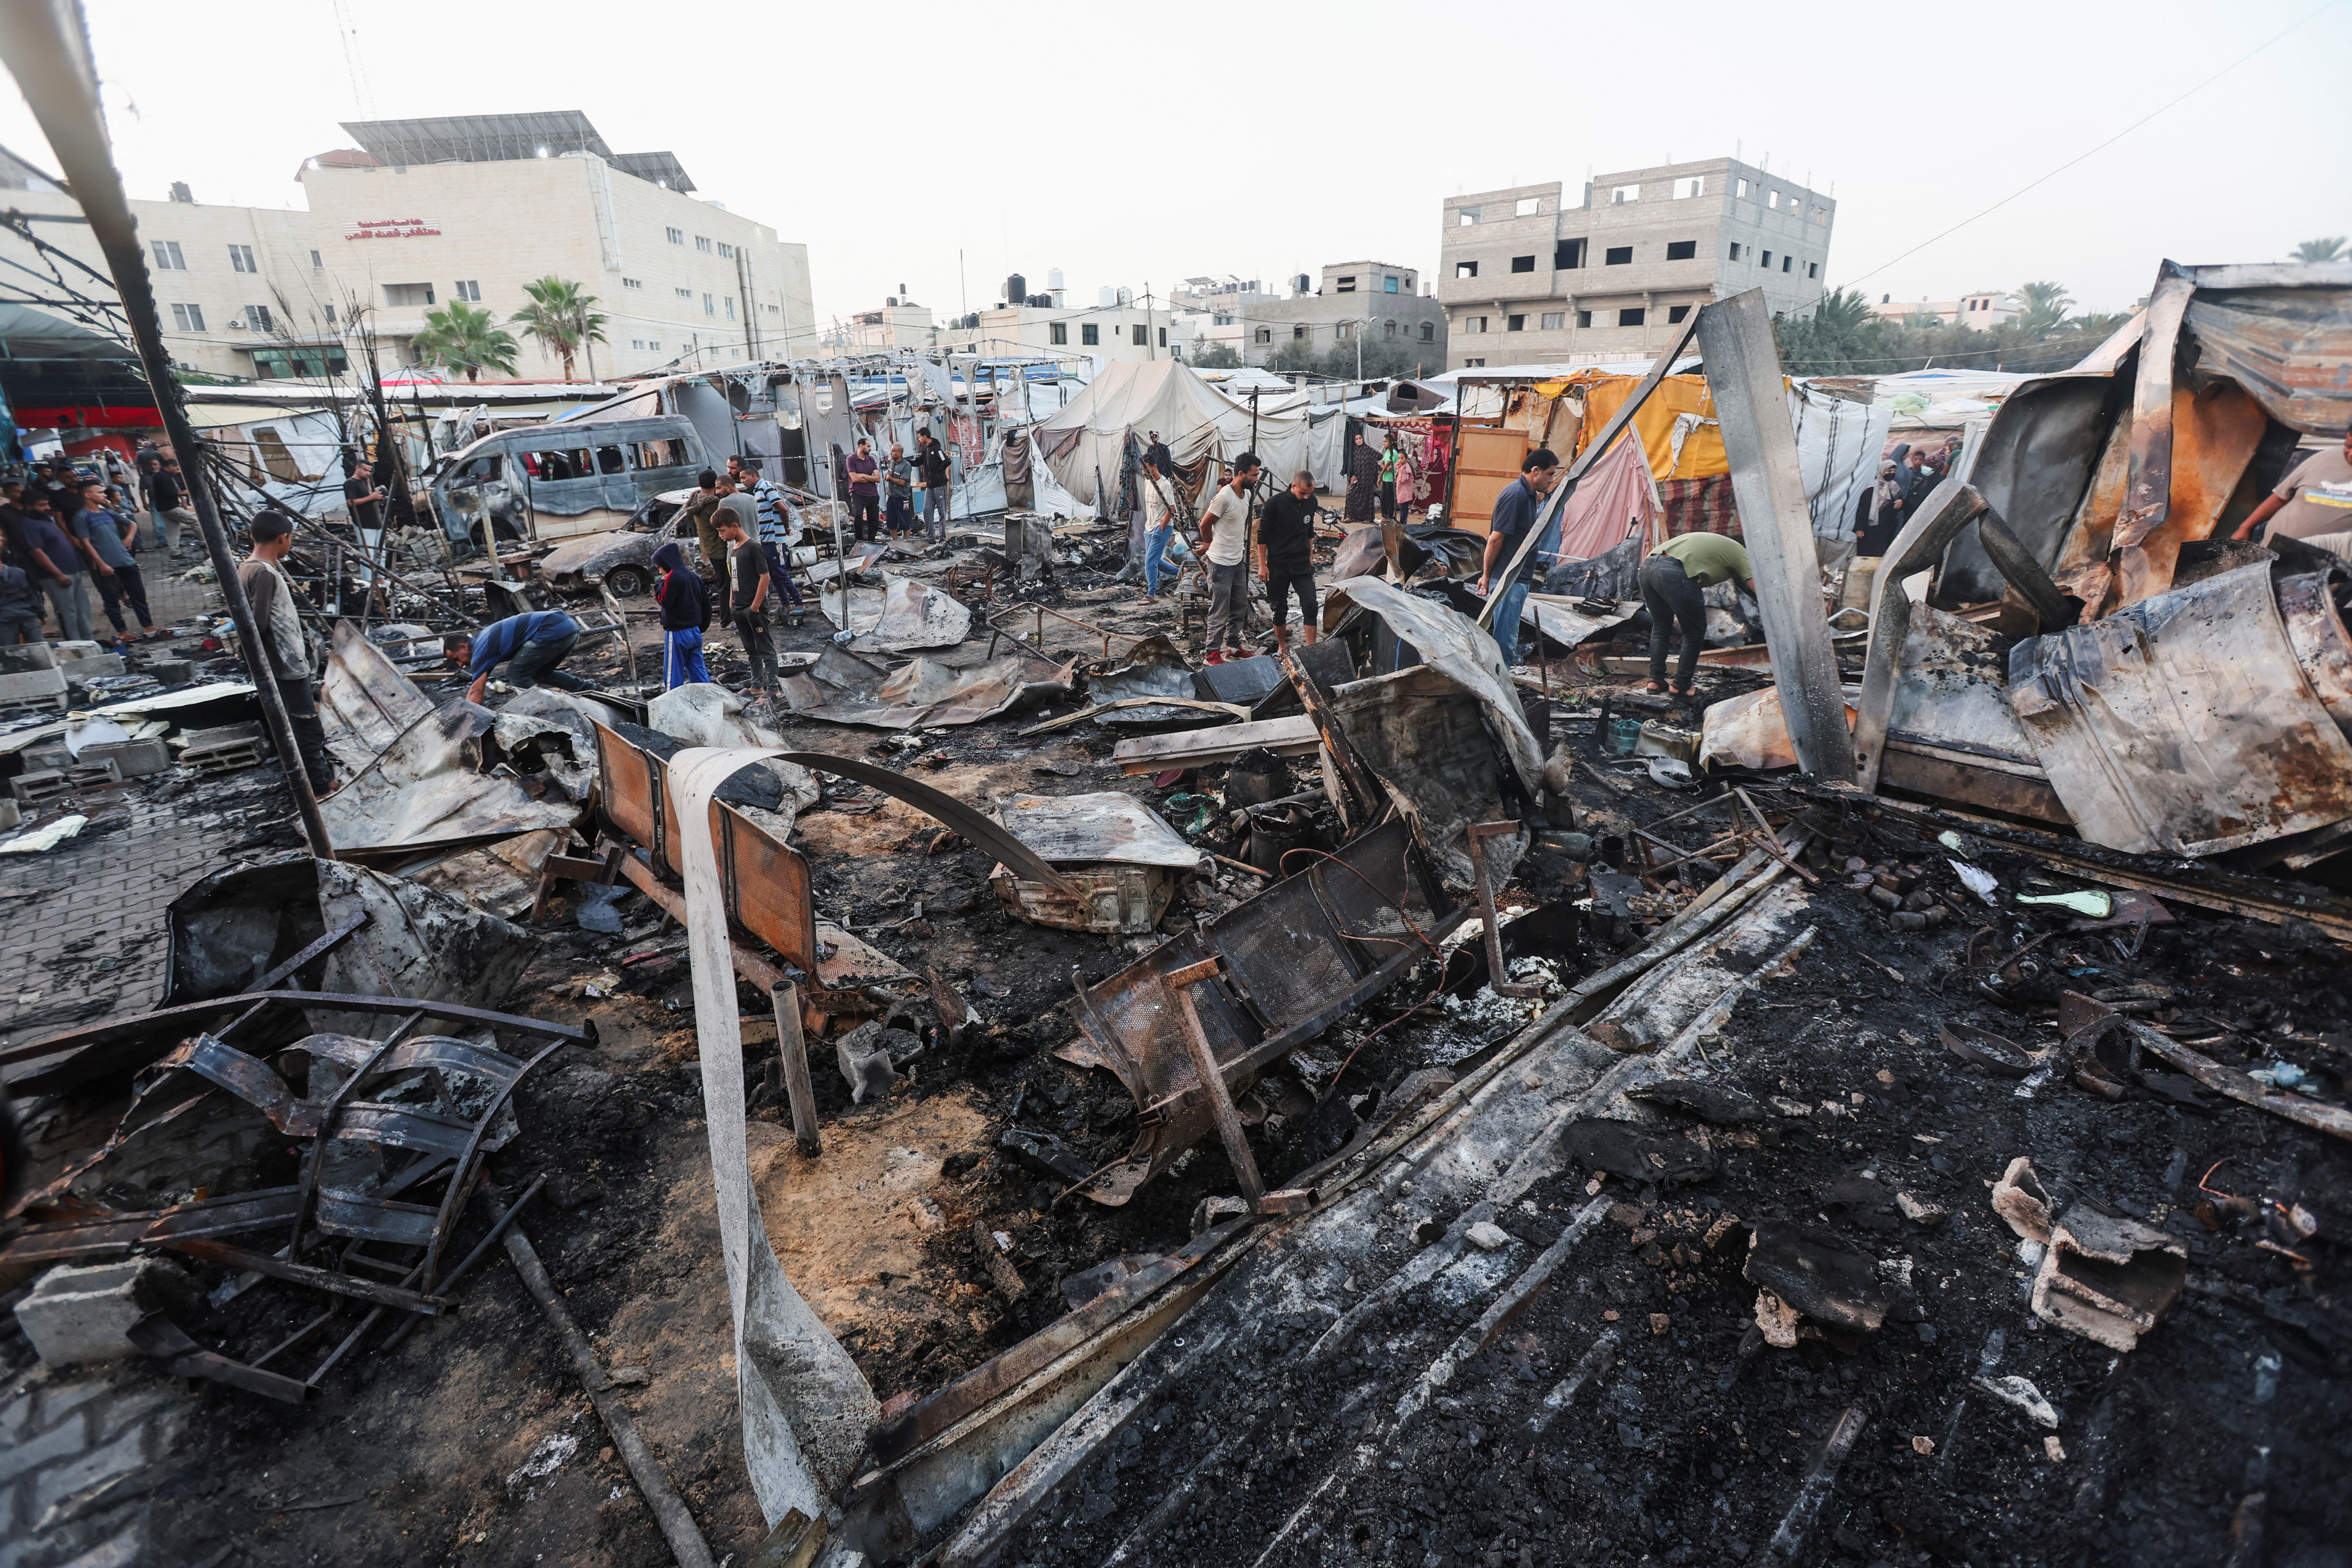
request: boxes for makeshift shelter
[1035,359,1308,507]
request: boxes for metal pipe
[0,1,334,857]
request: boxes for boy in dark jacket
[653,541,711,688]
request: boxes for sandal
[1670,683,1696,700]
[1646,681,1671,695]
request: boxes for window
[170,302,204,332]
[324,304,336,324]
[1816,207,1829,226]
[1383,320,1396,338]
[1736,178,1750,199]
[724,296,736,320]
[1505,314,1525,332]
[383,282,435,307]
[1049,322,1068,344]
[1384,276,1398,294]
[717,242,734,259]
[522,447,594,481]
[1336,275,1357,292]
[695,235,712,253]
[676,286,693,299]
[1293,325,1306,339]
[1807,262,1820,279]
[1081,323,1099,346]
[1575,310,1592,328]
[632,339,644,351]
[1462,357,1485,368]
[1618,308,1646,327]
[1540,312,1565,330]
[251,427,301,483]
[1664,240,1697,261]
[1728,242,1743,261]
[245,304,272,331]
[1604,246,1633,266]
[646,340,660,351]
[1556,238,1586,270]
[150,240,185,271]
[703,292,714,315]
[1419,322,1433,341]
[1673,177,1704,199]
[1610,184,1640,204]
[1510,255,1536,273]
[1463,316,1487,334]
[623,277,643,290]
[309,249,322,269]
[1132,323,1147,346]
[228,243,256,272]
[665,226,683,245]
[1767,190,1781,210]
[1667,304,1690,323]
[1782,255,1794,273]
[1515,195,1540,216]
[453,279,482,302]
[1457,208,1480,225]
[1158,326,1167,347]
[1455,260,1478,279]
[635,438,688,470]
[1760,250,1773,269]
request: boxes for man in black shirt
[150,457,197,557]
[344,458,388,533]
[914,430,953,545]
[1256,469,1323,652]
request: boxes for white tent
[1034,360,1308,508]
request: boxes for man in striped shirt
[741,461,805,626]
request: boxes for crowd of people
[0,446,199,650]
[655,459,809,697]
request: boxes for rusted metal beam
[2115,271,2195,559]
[1693,289,1853,782]
[1976,506,2077,632]
[1275,647,1380,833]
[167,1237,455,1315]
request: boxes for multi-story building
[1437,159,1835,369]
[935,287,1182,370]
[1868,290,2022,331]
[0,111,813,383]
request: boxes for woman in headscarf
[1856,461,1906,557]
[653,541,711,688]
[1345,431,1378,523]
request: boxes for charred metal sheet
[2278,569,2352,739]
[1328,663,1528,892]
[782,646,1070,731]
[2009,562,2352,855]
[1852,482,1991,791]
[1070,816,1466,1205]
[2175,261,2352,435]
[989,792,1200,931]
[1081,635,1201,728]
[1877,601,2066,820]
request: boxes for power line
[1841,0,2341,292]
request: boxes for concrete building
[0,112,813,383]
[1868,289,2022,330]
[1179,263,1447,371]
[1437,159,1835,369]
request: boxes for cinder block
[82,738,169,778]
[60,652,127,684]
[15,1260,168,1368]
[10,768,70,805]
[146,657,194,688]
[51,640,104,662]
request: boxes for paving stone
[53,1526,142,1568]
[0,1412,90,1487]
[30,1426,147,1517]
[32,1376,114,1430]
[92,1385,183,1447]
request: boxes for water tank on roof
[1005,272,1027,305]
[1099,286,1116,308]
[1293,273,1311,297]
[1048,268,1065,291]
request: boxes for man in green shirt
[1642,531,1758,696]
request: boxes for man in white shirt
[1197,452,1261,664]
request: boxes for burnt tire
[604,564,650,598]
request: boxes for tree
[1188,340,1243,369]
[1809,286,1876,336]
[2293,236,2347,263]
[2016,281,2074,337]
[510,275,609,381]
[410,300,520,382]
[1265,332,1418,381]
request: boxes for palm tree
[510,276,609,381]
[409,300,520,382]
[2017,281,2074,337]
[1809,286,1874,334]
[2293,236,2347,263]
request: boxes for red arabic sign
[345,218,442,240]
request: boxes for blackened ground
[984,785,2352,1568]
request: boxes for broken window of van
[596,446,626,475]
[524,449,593,481]
[632,439,685,469]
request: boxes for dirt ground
[7,516,2349,1567]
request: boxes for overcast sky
[3,0,2346,329]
